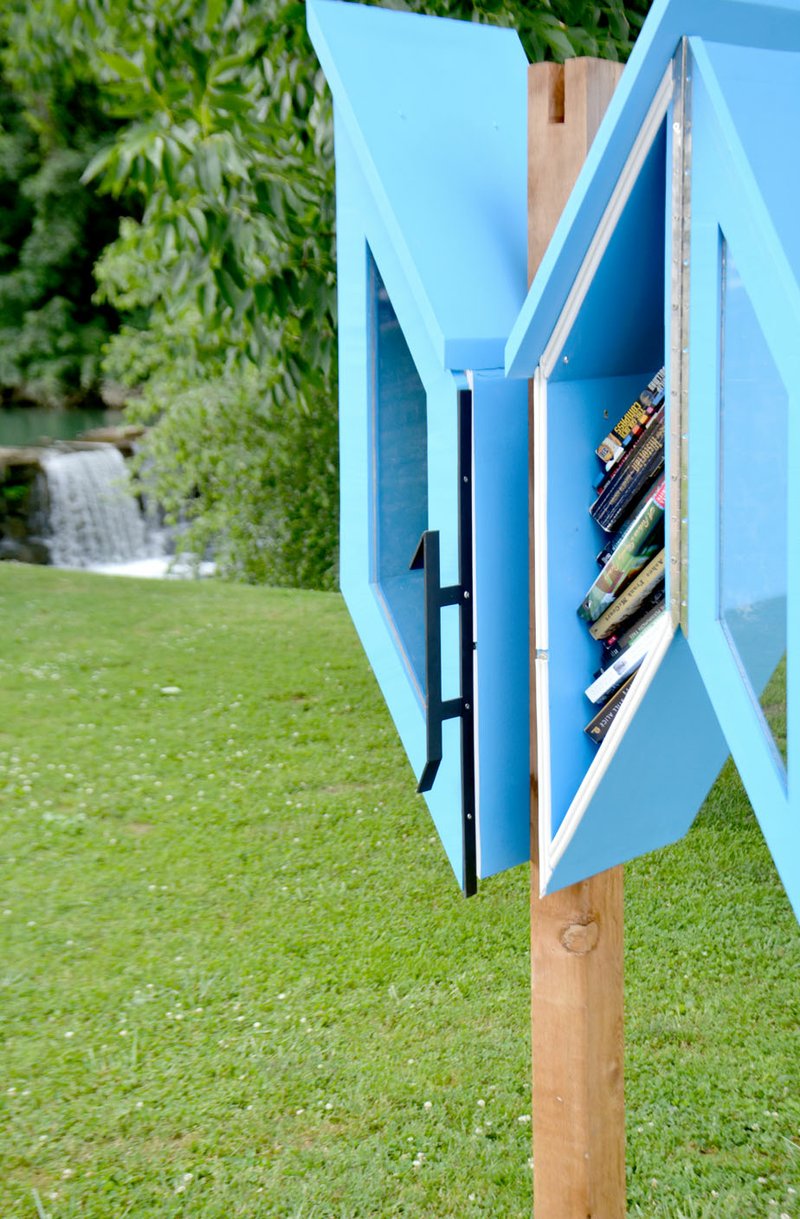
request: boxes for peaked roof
[308,0,528,371]
[505,0,800,377]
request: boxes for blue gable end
[506,0,800,380]
[308,0,528,371]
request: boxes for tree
[0,10,126,407]
[5,0,651,585]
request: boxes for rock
[99,381,141,409]
[0,537,50,564]
[0,447,44,475]
[76,425,145,456]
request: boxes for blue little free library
[309,0,800,923]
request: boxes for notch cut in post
[528,56,626,1219]
[528,57,622,286]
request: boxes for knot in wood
[560,919,599,955]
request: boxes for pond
[0,406,122,447]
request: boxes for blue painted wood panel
[527,47,729,895]
[549,126,666,385]
[686,39,800,919]
[316,1,533,887]
[309,0,527,371]
[335,121,465,880]
[503,0,800,920]
[545,629,728,892]
[702,40,800,278]
[545,374,652,835]
[506,0,800,382]
[471,371,530,876]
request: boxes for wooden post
[528,58,627,1219]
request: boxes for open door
[685,38,800,920]
[532,49,728,894]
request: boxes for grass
[0,564,798,1218]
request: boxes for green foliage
[3,0,650,585]
[0,16,124,406]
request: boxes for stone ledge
[0,427,145,474]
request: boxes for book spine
[590,410,665,532]
[639,366,665,409]
[584,674,636,743]
[596,400,648,464]
[584,613,666,704]
[594,403,658,496]
[588,549,666,640]
[578,478,665,623]
[602,593,667,663]
[594,366,665,464]
[597,403,656,476]
[597,452,664,535]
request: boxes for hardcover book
[578,477,666,623]
[588,548,666,640]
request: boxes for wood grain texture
[529,57,626,1219]
[528,58,623,285]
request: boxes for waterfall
[41,446,154,569]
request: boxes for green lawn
[1,565,798,1219]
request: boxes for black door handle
[408,389,476,897]
[409,528,464,793]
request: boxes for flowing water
[41,446,156,569]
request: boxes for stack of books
[577,368,668,744]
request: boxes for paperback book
[601,592,667,665]
[576,367,668,749]
[593,401,659,495]
[590,407,665,533]
[584,673,637,743]
[578,477,666,623]
[588,548,665,640]
[595,367,665,465]
[584,612,668,704]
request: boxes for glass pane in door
[719,239,788,773]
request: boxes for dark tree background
[0,0,652,585]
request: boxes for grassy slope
[0,565,798,1219]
